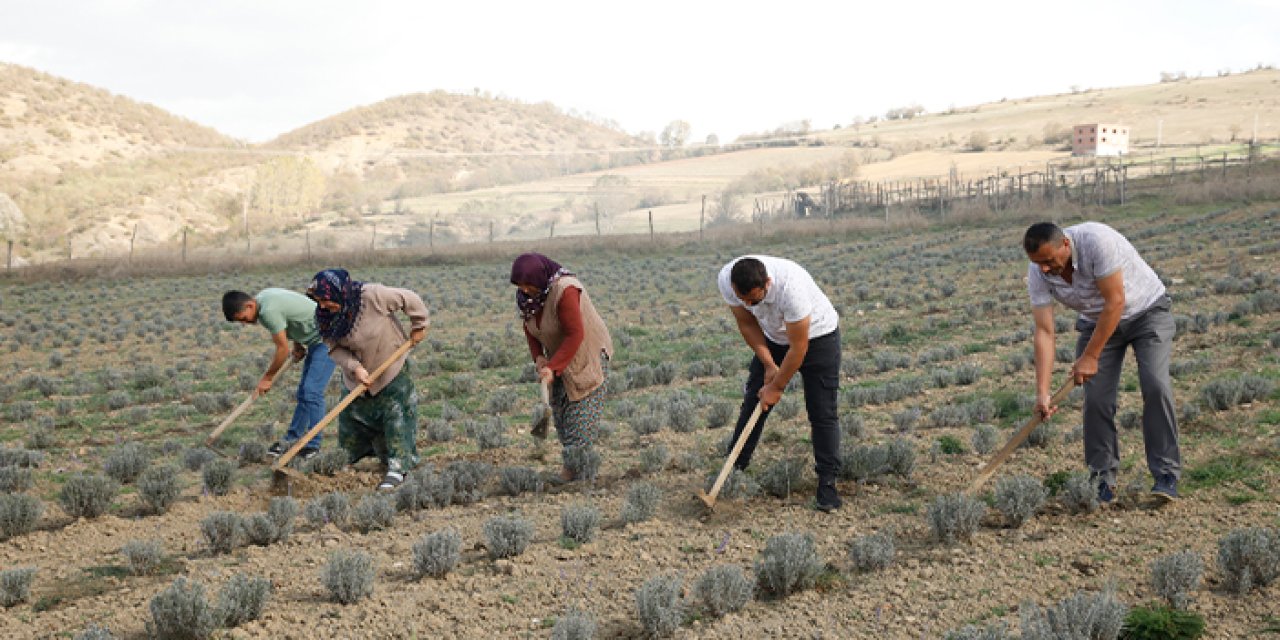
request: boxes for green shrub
[926,492,986,543]
[146,577,215,640]
[635,573,684,638]
[483,513,534,559]
[0,566,36,608]
[692,564,752,618]
[201,459,235,496]
[59,473,119,519]
[1151,550,1203,609]
[621,482,661,524]
[848,531,895,572]
[550,607,596,640]
[1120,604,1205,640]
[560,501,601,544]
[138,465,181,515]
[754,532,822,598]
[0,493,42,540]
[120,539,163,576]
[200,511,244,555]
[412,529,461,579]
[215,573,271,628]
[993,475,1047,528]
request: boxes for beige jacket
[325,284,429,396]
[524,276,614,401]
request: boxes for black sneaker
[816,482,842,513]
[1150,474,1179,501]
[1098,480,1115,505]
[266,441,286,457]
[297,448,321,462]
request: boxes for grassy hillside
[0,63,237,175]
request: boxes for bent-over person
[1023,221,1182,503]
[222,287,335,460]
[718,255,843,512]
[511,253,613,481]
[306,268,428,491]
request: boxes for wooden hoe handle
[701,403,765,507]
[968,379,1077,494]
[206,357,295,447]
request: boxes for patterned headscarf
[510,253,572,320]
[307,268,364,339]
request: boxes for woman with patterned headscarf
[511,253,614,481]
[307,268,429,490]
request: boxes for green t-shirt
[255,288,320,346]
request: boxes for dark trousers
[728,330,841,481]
[1075,297,1181,485]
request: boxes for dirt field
[0,196,1278,639]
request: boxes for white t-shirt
[718,255,840,345]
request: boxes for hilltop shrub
[201,459,235,496]
[500,466,543,496]
[1216,527,1280,594]
[200,511,245,554]
[0,448,44,468]
[1061,472,1100,514]
[560,501,601,544]
[0,466,33,494]
[237,442,266,466]
[147,577,215,640]
[267,496,298,539]
[322,549,375,604]
[215,573,271,628]
[182,448,215,472]
[484,513,534,559]
[120,539,163,576]
[926,492,986,543]
[705,401,735,429]
[305,492,351,528]
[621,482,662,524]
[563,445,601,483]
[1019,588,1127,640]
[446,460,490,504]
[758,458,806,498]
[972,424,999,455]
[1151,550,1203,609]
[351,495,395,534]
[635,573,685,638]
[550,607,596,640]
[840,443,888,482]
[0,493,42,540]
[138,465,181,515]
[0,567,36,608]
[305,449,348,476]
[993,475,1047,528]
[693,564,753,618]
[755,532,823,598]
[60,473,119,519]
[412,529,461,579]
[848,531,895,572]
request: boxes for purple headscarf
[510,253,572,320]
[307,268,364,339]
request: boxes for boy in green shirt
[222,288,336,459]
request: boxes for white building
[1072,124,1129,156]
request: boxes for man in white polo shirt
[718,255,843,512]
[1024,221,1182,504]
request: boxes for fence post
[181,229,187,263]
[429,218,435,250]
[594,204,601,236]
[242,197,250,254]
[67,236,72,261]
[130,223,138,264]
[371,223,377,252]
[699,195,705,242]
[648,210,654,242]
[305,228,311,261]
[1222,152,1228,179]
[489,220,494,243]
[5,240,10,269]
[549,221,555,238]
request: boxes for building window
[1102,137,1107,142]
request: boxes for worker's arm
[258,330,291,395]
[757,317,810,409]
[730,305,778,383]
[1073,271,1125,385]
[1031,305,1057,419]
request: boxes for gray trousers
[1075,296,1181,485]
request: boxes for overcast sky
[2,0,1277,145]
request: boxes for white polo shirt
[718,255,840,345]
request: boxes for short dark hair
[221,291,253,321]
[730,258,768,293]
[1023,223,1064,254]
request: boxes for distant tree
[590,174,635,222]
[968,130,990,152]
[1042,121,1071,146]
[705,133,720,147]
[251,157,325,227]
[660,121,692,149]
[707,190,741,227]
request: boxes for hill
[0,63,237,175]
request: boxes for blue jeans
[285,342,337,450]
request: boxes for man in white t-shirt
[1024,221,1181,504]
[718,255,843,512]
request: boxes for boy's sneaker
[815,481,842,513]
[267,442,286,457]
[297,448,321,462]
[1150,474,1179,501]
[377,471,405,491]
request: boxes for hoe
[968,378,1076,495]
[271,340,414,490]
[205,357,295,454]
[698,403,764,510]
